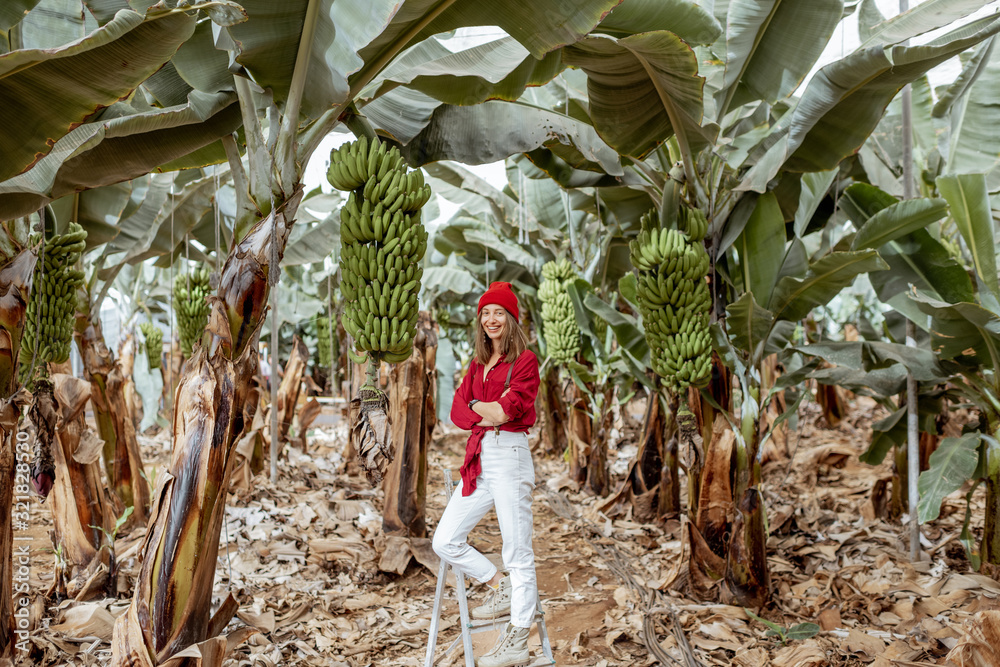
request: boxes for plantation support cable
[899,0,921,562]
[270,190,279,484]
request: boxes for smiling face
[480,304,507,344]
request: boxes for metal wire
[168,188,175,447]
[25,209,45,385]
[214,165,222,275]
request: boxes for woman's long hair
[474,308,528,366]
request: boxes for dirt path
[17,396,1000,666]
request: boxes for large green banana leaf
[850,198,949,250]
[933,38,994,118]
[17,0,92,50]
[355,0,621,81]
[46,179,133,245]
[726,292,775,361]
[224,0,619,123]
[918,433,981,523]
[562,32,710,158]
[0,0,43,32]
[597,0,722,45]
[943,43,1000,176]
[736,192,785,304]
[0,6,200,182]
[769,250,888,322]
[223,0,399,121]
[740,14,1000,190]
[797,340,948,382]
[363,36,565,107]
[400,100,623,176]
[716,0,842,114]
[938,173,999,308]
[859,0,994,48]
[0,91,241,220]
[912,291,1000,363]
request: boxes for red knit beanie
[478,282,519,321]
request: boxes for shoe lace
[482,585,501,630]
[485,624,513,656]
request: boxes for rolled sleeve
[450,363,482,430]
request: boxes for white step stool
[425,468,556,667]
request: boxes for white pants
[432,430,538,627]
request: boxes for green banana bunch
[630,207,712,392]
[20,222,88,382]
[173,267,212,356]
[316,315,333,368]
[678,206,709,242]
[138,321,163,370]
[328,136,431,366]
[538,258,580,364]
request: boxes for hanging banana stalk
[0,247,36,662]
[538,259,580,364]
[19,222,87,386]
[173,267,212,357]
[631,202,712,514]
[327,136,430,485]
[139,321,163,370]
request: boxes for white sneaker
[476,623,529,667]
[472,575,511,620]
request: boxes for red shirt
[450,350,540,496]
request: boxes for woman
[433,281,541,667]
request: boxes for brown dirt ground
[16,392,1000,666]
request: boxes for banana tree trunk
[0,249,36,663]
[981,424,1000,572]
[566,383,591,485]
[816,380,847,427]
[112,187,303,666]
[538,367,567,456]
[47,374,113,579]
[658,392,681,517]
[586,393,612,498]
[119,334,141,430]
[689,413,734,593]
[383,315,436,537]
[160,336,183,421]
[726,385,769,607]
[74,314,150,525]
[269,335,308,457]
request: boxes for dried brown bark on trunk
[27,379,56,499]
[112,188,303,666]
[695,415,734,557]
[47,374,112,578]
[725,487,770,608]
[74,316,150,526]
[604,389,670,520]
[271,336,308,455]
[759,355,787,463]
[538,367,567,456]
[566,383,592,485]
[160,337,183,421]
[383,315,436,537]
[586,391,612,498]
[119,335,141,429]
[0,249,35,663]
[816,381,847,427]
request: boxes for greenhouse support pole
[900,0,920,562]
[270,230,280,484]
